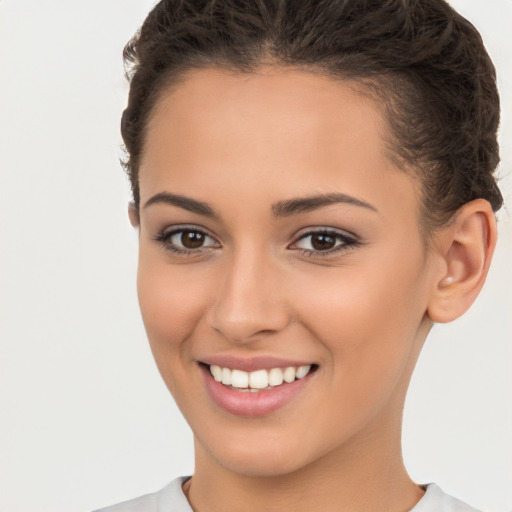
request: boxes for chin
[196,428,325,478]
[216,453,306,478]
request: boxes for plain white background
[0,1,511,511]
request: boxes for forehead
[144,67,388,167]
[140,66,420,222]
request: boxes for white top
[92,477,482,512]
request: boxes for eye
[155,226,219,254]
[290,229,359,256]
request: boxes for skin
[132,67,496,512]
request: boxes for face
[136,67,438,477]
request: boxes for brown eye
[157,227,219,254]
[310,233,336,251]
[181,230,205,249]
[291,229,358,256]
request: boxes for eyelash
[154,226,360,258]
[290,229,360,258]
[154,226,219,256]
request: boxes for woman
[96,0,503,510]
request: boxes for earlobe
[128,201,140,228]
[427,199,497,323]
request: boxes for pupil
[311,234,336,251]
[181,231,205,249]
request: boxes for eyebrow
[143,192,219,217]
[272,193,378,217]
[143,191,377,217]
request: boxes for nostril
[208,320,289,345]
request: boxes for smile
[201,361,318,417]
[209,364,312,391]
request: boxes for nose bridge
[208,243,289,342]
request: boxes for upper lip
[199,355,315,372]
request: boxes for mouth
[206,363,317,391]
[199,360,318,417]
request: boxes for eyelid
[154,224,221,254]
[288,227,360,256]
[290,226,358,243]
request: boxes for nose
[206,249,291,343]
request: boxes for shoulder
[91,477,192,512]
[411,483,482,512]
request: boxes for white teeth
[296,365,311,379]
[221,367,232,386]
[283,367,296,383]
[210,365,222,382]
[231,369,249,388]
[249,369,268,389]
[209,364,313,390]
[268,368,284,386]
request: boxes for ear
[128,201,140,227]
[427,199,497,323]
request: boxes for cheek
[297,262,425,344]
[292,249,429,401]
[136,253,210,374]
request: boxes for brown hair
[121,0,503,228]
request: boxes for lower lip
[200,364,314,417]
